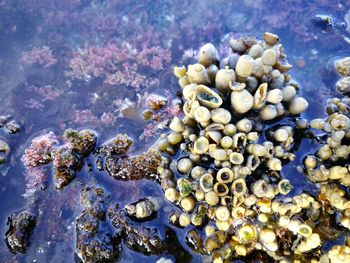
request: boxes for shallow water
[0,0,350,262]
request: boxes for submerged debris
[5,211,36,254]
[76,185,117,263]
[76,185,165,262]
[108,203,165,255]
[106,149,162,180]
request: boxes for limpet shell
[169,117,185,132]
[198,43,219,67]
[215,68,236,93]
[259,105,278,121]
[187,63,210,84]
[229,81,246,91]
[231,89,254,114]
[282,85,297,102]
[231,178,247,196]
[262,49,277,66]
[211,108,231,124]
[194,106,211,123]
[173,66,187,79]
[288,97,309,115]
[248,44,263,59]
[196,85,223,108]
[183,100,200,118]
[266,89,283,104]
[236,55,254,78]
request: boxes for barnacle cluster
[155,33,338,261]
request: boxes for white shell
[211,108,232,124]
[236,55,254,78]
[231,89,254,114]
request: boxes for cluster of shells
[155,33,335,262]
[299,56,350,262]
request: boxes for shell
[232,133,247,150]
[259,105,278,121]
[229,81,246,91]
[266,89,283,104]
[183,84,198,101]
[220,136,233,148]
[229,152,244,165]
[335,57,350,76]
[262,49,277,66]
[248,44,263,59]
[205,191,219,206]
[187,63,210,84]
[169,117,185,132]
[215,68,236,93]
[207,130,222,144]
[252,58,264,78]
[198,43,219,67]
[274,128,289,142]
[193,136,209,154]
[236,55,254,77]
[263,32,279,46]
[223,124,237,136]
[236,118,252,133]
[214,183,229,197]
[211,108,231,124]
[212,149,227,161]
[196,85,223,108]
[206,123,225,131]
[336,77,350,94]
[217,168,234,183]
[231,178,247,196]
[231,89,254,114]
[282,85,297,102]
[194,106,211,123]
[267,158,282,171]
[277,179,293,195]
[227,53,240,69]
[246,155,260,171]
[207,64,219,84]
[191,166,206,180]
[173,66,187,79]
[177,158,193,174]
[183,100,200,118]
[180,196,196,212]
[200,173,214,192]
[179,76,190,89]
[215,206,230,221]
[253,83,267,109]
[288,97,309,115]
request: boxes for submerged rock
[5,211,36,254]
[63,128,97,156]
[106,149,161,180]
